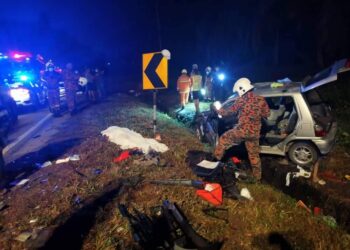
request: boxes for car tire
[30,92,40,111]
[288,142,318,166]
[8,99,18,124]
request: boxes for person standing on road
[214,78,270,181]
[190,64,203,114]
[43,62,61,117]
[204,66,214,101]
[85,68,98,103]
[62,63,79,115]
[95,68,106,99]
[176,69,192,110]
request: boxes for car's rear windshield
[304,89,334,129]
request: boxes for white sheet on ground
[101,126,168,154]
[197,160,220,169]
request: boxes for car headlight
[213,101,222,110]
[10,88,30,102]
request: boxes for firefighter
[62,63,79,115]
[176,69,191,110]
[214,78,270,181]
[85,68,98,103]
[190,64,203,113]
[43,62,61,117]
[204,66,214,101]
[95,68,106,99]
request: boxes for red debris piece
[196,183,223,206]
[113,150,131,163]
[231,157,241,164]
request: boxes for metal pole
[153,90,157,135]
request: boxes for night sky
[1,0,350,82]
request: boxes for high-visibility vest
[191,74,202,91]
[177,74,191,93]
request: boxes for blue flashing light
[218,73,225,81]
[200,88,206,96]
[20,75,29,81]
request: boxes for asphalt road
[3,93,88,164]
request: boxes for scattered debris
[40,161,52,168]
[52,185,59,192]
[0,201,6,211]
[313,207,322,216]
[56,155,80,164]
[197,160,220,169]
[114,150,131,162]
[15,232,32,242]
[116,227,124,233]
[296,200,312,213]
[286,166,311,186]
[70,154,80,161]
[10,179,30,187]
[318,179,326,185]
[118,201,222,249]
[319,170,339,182]
[101,126,169,153]
[240,188,254,201]
[155,133,162,141]
[29,218,38,224]
[94,169,103,175]
[196,183,223,206]
[71,194,82,205]
[231,156,241,164]
[55,158,70,164]
[322,216,337,228]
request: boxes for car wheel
[30,92,40,111]
[288,142,318,166]
[8,99,18,124]
[38,93,46,106]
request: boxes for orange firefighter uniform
[177,73,192,108]
[214,91,270,180]
[43,70,61,115]
[62,69,79,113]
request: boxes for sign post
[153,90,157,134]
[142,50,170,136]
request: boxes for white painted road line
[3,113,52,156]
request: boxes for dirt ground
[0,93,349,249]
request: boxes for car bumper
[15,100,34,106]
[312,122,337,155]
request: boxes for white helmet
[79,77,88,86]
[233,77,254,96]
[181,69,187,74]
[205,66,212,72]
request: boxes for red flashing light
[9,51,32,61]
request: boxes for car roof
[252,82,302,95]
